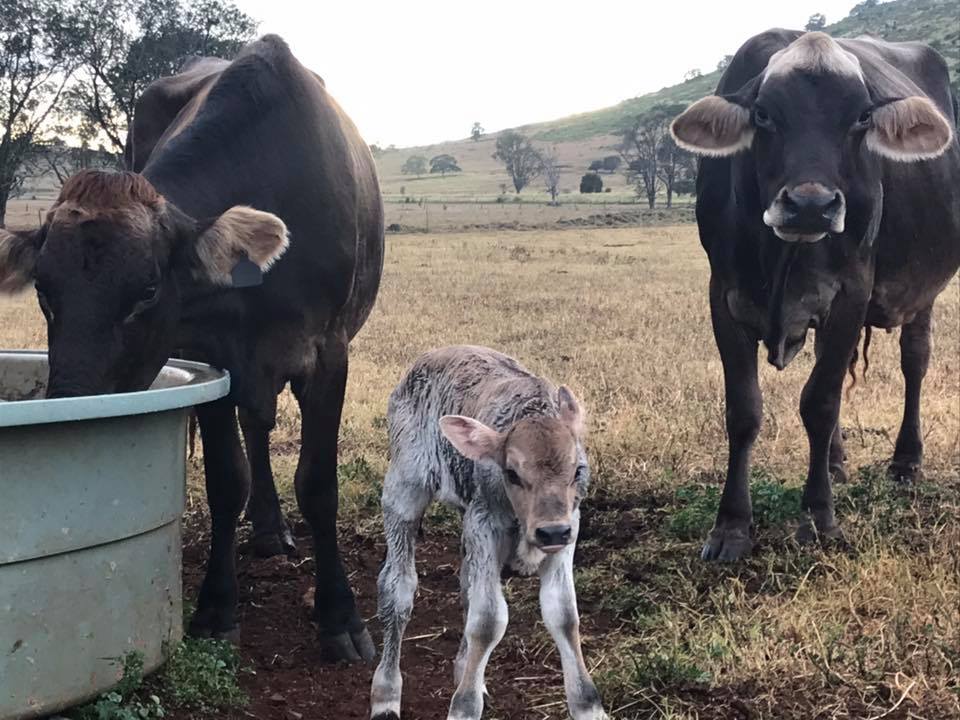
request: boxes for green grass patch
[666,472,803,541]
[160,638,247,712]
[70,652,166,720]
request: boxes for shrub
[580,173,603,193]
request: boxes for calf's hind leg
[370,462,433,720]
[889,306,932,483]
[293,341,375,662]
[239,408,296,558]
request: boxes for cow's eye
[856,108,873,125]
[754,106,774,130]
[141,284,159,303]
[504,468,523,487]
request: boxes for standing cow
[0,35,384,661]
[670,30,959,561]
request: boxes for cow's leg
[370,460,433,720]
[796,302,867,544]
[703,276,762,562]
[816,330,848,483]
[293,340,375,662]
[238,408,296,558]
[448,514,509,720]
[539,532,607,720]
[189,398,249,639]
[889,306,932,483]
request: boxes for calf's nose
[535,524,572,548]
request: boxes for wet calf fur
[370,346,607,720]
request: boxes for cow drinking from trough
[670,30,959,561]
[370,346,607,720]
[0,35,384,661]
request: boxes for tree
[401,155,428,177]
[541,148,561,204]
[492,130,542,193]
[805,13,827,31]
[616,103,686,208]
[66,0,257,156]
[588,159,603,172]
[27,138,119,186]
[683,68,702,82]
[429,154,461,176]
[471,121,483,142]
[656,136,696,208]
[0,0,76,226]
[717,55,733,72]
[579,173,602,193]
[602,155,621,173]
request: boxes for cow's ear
[190,206,289,286]
[866,96,954,162]
[671,95,754,157]
[0,228,41,294]
[558,385,586,438]
[439,415,504,463]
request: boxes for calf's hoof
[887,459,922,485]
[701,526,752,562]
[319,626,377,663]
[246,527,298,558]
[371,714,400,720]
[188,607,239,642]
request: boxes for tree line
[0,0,256,225]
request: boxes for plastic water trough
[0,351,229,720]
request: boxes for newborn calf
[371,346,606,720]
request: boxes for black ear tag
[231,258,263,287]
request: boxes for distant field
[2,225,957,719]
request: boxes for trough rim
[0,350,230,428]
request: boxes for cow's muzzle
[763,183,845,242]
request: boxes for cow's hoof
[188,608,239,642]
[795,517,844,546]
[830,464,849,484]
[246,528,298,558]
[371,714,400,720]
[887,460,922,485]
[319,627,376,663]
[700,526,752,562]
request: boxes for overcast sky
[233,0,857,148]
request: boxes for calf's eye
[504,468,523,487]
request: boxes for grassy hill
[378,0,958,203]
[523,0,959,144]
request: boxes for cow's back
[131,35,383,340]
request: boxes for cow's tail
[845,325,872,399]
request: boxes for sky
[233,0,857,148]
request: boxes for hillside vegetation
[378,0,958,204]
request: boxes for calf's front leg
[539,540,606,720]
[448,524,508,720]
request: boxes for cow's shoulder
[717,29,801,94]
[127,57,227,171]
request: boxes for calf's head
[0,170,288,397]
[672,32,954,243]
[439,386,587,553]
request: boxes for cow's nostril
[535,524,572,547]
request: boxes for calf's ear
[439,415,504,463]
[866,96,954,162]
[671,95,754,157]
[190,206,290,286]
[0,228,41,293]
[558,385,586,438]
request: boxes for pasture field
[1,222,958,719]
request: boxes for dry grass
[1,223,958,718]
